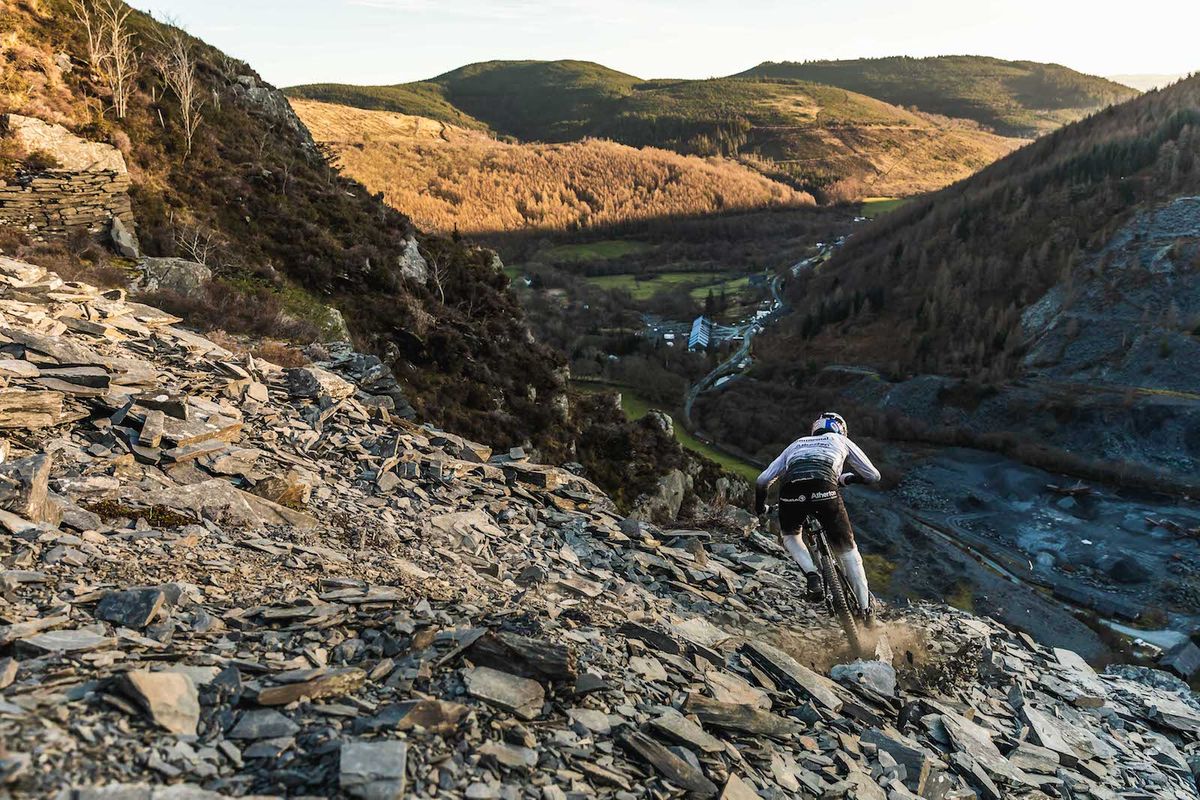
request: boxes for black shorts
[779,479,856,552]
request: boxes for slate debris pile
[0,256,1199,799]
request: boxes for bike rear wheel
[817,537,862,657]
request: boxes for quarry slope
[1,257,1198,799]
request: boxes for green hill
[280,80,489,131]
[289,60,642,139]
[737,56,1138,137]
[287,60,1021,200]
[425,60,642,140]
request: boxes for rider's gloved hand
[757,504,774,528]
[840,473,860,486]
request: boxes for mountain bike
[800,514,864,657]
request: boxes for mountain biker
[754,412,881,623]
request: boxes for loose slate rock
[567,707,612,735]
[719,774,760,800]
[648,709,725,753]
[831,659,897,697]
[96,588,166,629]
[478,741,538,771]
[340,740,408,800]
[0,453,55,523]
[465,631,576,682]
[358,699,469,735]
[741,640,843,712]
[0,657,16,689]
[620,731,718,798]
[120,670,200,736]
[256,667,365,706]
[20,627,114,654]
[684,694,803,738]
[462,666,544,721]
[227,708,299,740]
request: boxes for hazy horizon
[126,0,1198,89]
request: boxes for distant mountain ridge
[737,56,1137,137]
[1108,73,1191,92]
[288,59,1023,200]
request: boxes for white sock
[782,534,817,574]
[838,547,871,610]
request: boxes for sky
[127,0,1199,88]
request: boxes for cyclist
[754,412,881,622]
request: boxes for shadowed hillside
[773,73,1200,379]
[739,56,1137,137]
[291,98,814,235]
[288,60,1022,200]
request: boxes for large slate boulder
[397,236,428,283]
[140,257,212,297]
[628,468,688,524]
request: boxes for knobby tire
[818,535,862,657]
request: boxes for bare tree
[70,0,139,119]
[420,246,446,304]
[98,1,138,120]
[151,27,205,157]
[174,224,218,267]
[69,0,105,70]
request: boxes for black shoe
[804,572,824,602]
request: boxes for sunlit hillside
[288,60,1025,200]
[739,56,1137,137]
[291,98,815,235]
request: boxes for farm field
[584,270,761,302]
[861,196,909,217]
[540,240,655,262]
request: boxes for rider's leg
[781,533,817,574]
[837,548,871,611]
[778,481,824,600]
[778,482,820,575]
[819,493,872,611]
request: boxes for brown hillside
[0,0,572,453]
[287,64,1026,201]
[290,99,815,235]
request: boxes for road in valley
[682,248,826,428]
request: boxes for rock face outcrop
[0,254,1198,799]
[629,467,689,523]
[232,75,316,151]
[139,257,212,296]
[397,235,428,283]
[0,114,137,246]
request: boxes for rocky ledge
[0,256,1198,799]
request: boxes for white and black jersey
[757,433,881,489]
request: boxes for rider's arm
[754,447,790,515]
[843,439,881,484]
